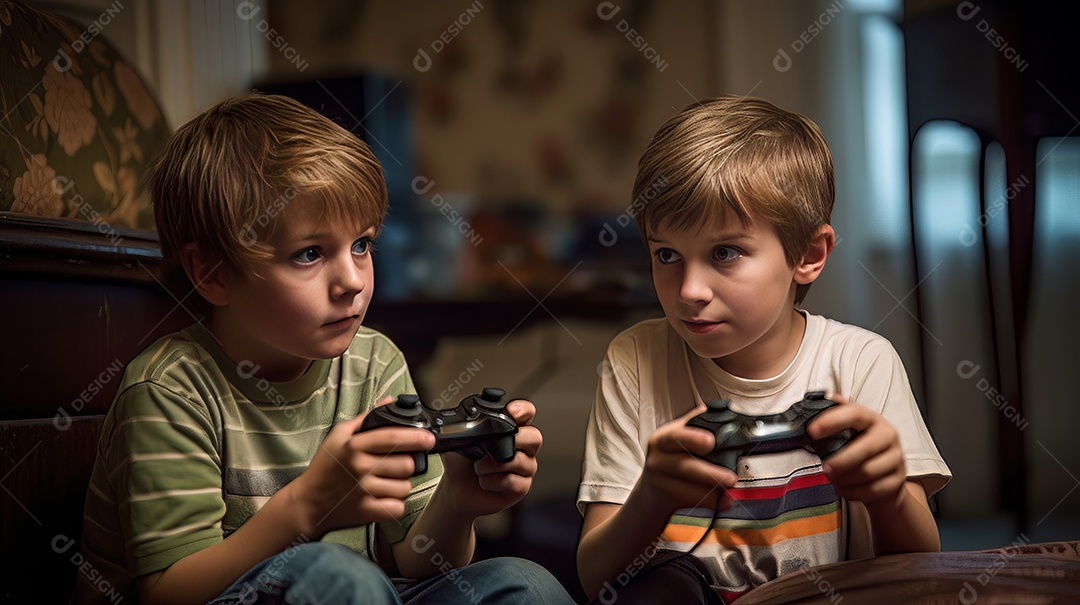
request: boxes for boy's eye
[654,248,681,265]
[352,237,376,256]
[293,247,321,264]
[713,246,742,263]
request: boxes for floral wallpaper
[0,0,170,231]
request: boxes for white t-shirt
[577,312,951,599]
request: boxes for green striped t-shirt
[74,324,441,604]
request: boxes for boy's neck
[203,312,313,383]
[712,308,807,380]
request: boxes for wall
[32,0,1080,549]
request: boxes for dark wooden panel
[0,213,193,421]
[0,417,103,604]
[0,277,195,420]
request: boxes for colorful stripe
[663,504,840,547]
[659,466,843,598]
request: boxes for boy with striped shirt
[76,93,574,605]
[576,96,951,603]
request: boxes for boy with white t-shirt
[576,96,951,604]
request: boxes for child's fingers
[338,396,411,437]
[819,420,893,474]
[646,446,737,490]
[352,426,436,455]
[826,444,904,485]
[660,426,717,460]
[677,401,709,422]
[357,475,414,501]
[332,410,379,443]
[806,401,870,441]
[473,448,538,478]
[506,399,537,426]
[677,455,739,489]
[476,470,531,496]
[472,426,542,476]
[352,450,422,479]
[826,393,852,406]
[511,425,543,458]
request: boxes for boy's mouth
[323,314,360,328]
[681,319,722,334]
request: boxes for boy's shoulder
[603,318,691,378]
[116,324,405,400]
[805,311,903,364]
[810,312,895,346]
[100,325,409,434]
[608,317,676,352]
[118,325,215,390]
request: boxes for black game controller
[685,391,859,471]
[357,387,519,476]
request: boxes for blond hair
[633,96,834,303]
[152,93,388,281]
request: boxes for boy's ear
[793,224,836,285]
[179,243,230,307]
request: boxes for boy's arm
[809,395,941,554]
[135,479,321,605]
[865,480,940,554]
[577,496,679,599]
[136,415,435,605]
[577,413,736,601]
[389,478,478,574]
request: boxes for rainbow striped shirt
[659,451,843,601]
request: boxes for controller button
[465,404,481,420]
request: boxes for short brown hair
[632,96,834,303]
[151,93,388,284]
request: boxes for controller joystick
[389,394,422,417]
[686,391,859,471]
[357,388,520,476]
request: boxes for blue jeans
[205,543,576,605]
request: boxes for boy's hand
[808,394,907,507]
[290,397,436,537]
[638,405,738,516]
[435,399,542,518]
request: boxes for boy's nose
[679,264,713,304]
[330,255,366,298]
